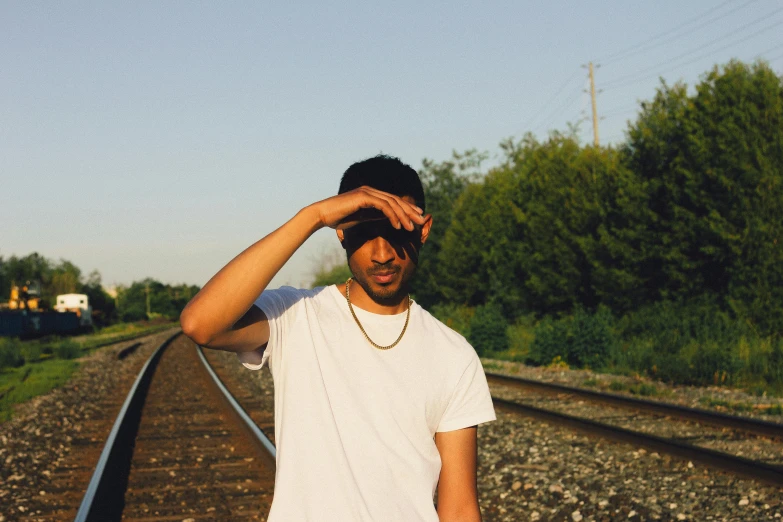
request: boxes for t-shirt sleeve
[437,354,496,433]
[236,286,305,371]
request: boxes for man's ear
[419,214,433,246]
[336,229,345,246]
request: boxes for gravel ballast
[0,329,178,522]
[2,339,781,521]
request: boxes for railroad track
[74,332,276,522]
[486,372,783,487]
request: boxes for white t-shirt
[237,285,496,522]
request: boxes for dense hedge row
[425,60,783,392]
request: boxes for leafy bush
[569,306,615,369]
[690,340,738,385]
[528,307,616,369]
[504,314,536,362]
[617,295,745,356]
[468,304,509,356]
[767,339,783,388]
[528,315,571,366]
[20,342,42,364]
[53,339,81,360]
[311,263,353,288]
[430,303,474,337]
[0,339,24,369]
[121,303,148,323]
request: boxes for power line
[603,107,640,119]
[756,42,783,58]
[601,0,737,62]
[604,8,783,87]
[603,9,783,89]
[523,71,581,133]
[601,102,641,115]
[531,82,586,135]
[603,0,759,66]
[604,19,783,91]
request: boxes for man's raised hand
[313,186,427,232]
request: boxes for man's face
[339,196,430,304]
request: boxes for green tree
[439,132,649,318]
[312,263,353,288]
[48,260,82,297]
[413,150,485,307]
[2,253,52,297]
[468,303,509,356]
[80,270,116,325]
[116,278,194,321]
[0,255,7,299]
[624,60,783,333]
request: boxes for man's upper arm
[199,304,270,353]
[435,426,482,521]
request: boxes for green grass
[76,321,176,351]
[698,396,782,415]
[609,380,626,392]
[602,379,661,397]
[0,359,79,422]
[481,361,504,372]
[628,383,660,397]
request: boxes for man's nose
[369,236,396,265]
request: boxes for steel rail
[486,372,783,440]
[493,396,783,487]
[74,334,277,522]
[195,345,277,460]
[74,331,180,522]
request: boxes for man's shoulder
[261,285,332,300]
[415,305,476,355]
[255,285,335,318]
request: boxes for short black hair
[339,154,426,213]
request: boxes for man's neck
[337,281,409,315]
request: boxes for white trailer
[55,293,93,327]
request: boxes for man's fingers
[382,197,413,230]
[361,187,424,230]
[359,195,402,229]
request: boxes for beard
[349,261,415,305]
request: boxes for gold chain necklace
[344,277,411,350]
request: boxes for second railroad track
[487,371,783,487]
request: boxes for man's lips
[370,271,398,284]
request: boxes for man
[181,155,496,521]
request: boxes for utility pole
[145,283,151,319]
[588,61,600,147]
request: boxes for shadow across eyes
[344,220,422,247]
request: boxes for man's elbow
[180,307,212,346]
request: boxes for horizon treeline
[417,60,782,331]
[0,253,199,325]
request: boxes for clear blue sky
[2,1,781,290]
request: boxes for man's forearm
[180,185,427,348]
[437,500,482,522]
[180,205,322,345]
